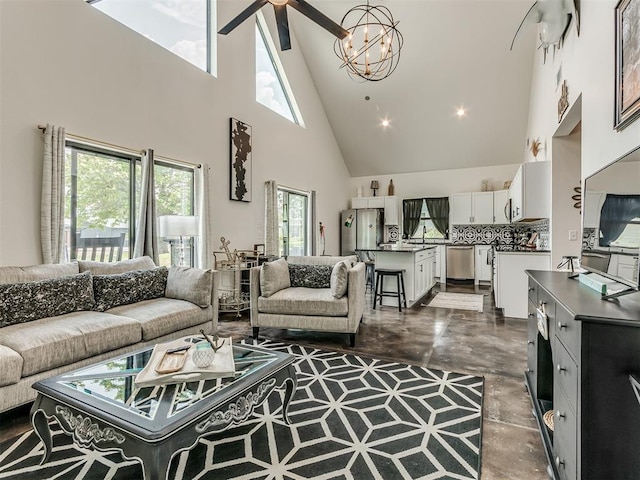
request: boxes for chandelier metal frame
[334,2,403,82]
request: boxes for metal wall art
[230,118,252,202]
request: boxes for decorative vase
[388,180,395,196]
[192,341,215,368]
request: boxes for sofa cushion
[0,345,23,386]
[330,261,350,298]
[106,297,213,341]
[288,264,332,288]
[0,261,79,285]
[258,287,349,317]
[0,271,95,328]
[165,267,213,307]
[0,311,142,377]
[93,267,168,312]
[78,256,156,275]
[260,258,291,297]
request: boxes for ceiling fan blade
[288,0,349,39]
[218,0,269,35]
[273,5,292,51]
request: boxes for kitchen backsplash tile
[450,220,550,248]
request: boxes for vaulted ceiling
[282,0,538,177]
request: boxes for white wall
[349,164,520,201]
[551,127,582,267]
[0,0,352,266]
[525,0,640,178]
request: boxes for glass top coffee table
[30,338,297,480]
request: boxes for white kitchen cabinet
[494,251,551,318]
[474,245,492,284]
[493,190,510,224]
[434,245,447,283]
[583,191,605,228]
[351,196,400,226]
[368,196,385,209]
[612,254,639,283]
[451,193,473,224]
[383,196,400,225]
[508,161,550,222]
[451,192,495,225]
[351,197,368,209]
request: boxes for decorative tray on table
[134,335,235,388]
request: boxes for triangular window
[255,12,303,126]
[88,0,217,76]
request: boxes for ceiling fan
[218,0,349,51]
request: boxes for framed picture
[253,243,265,255]
[230,118,252,201]
[615,0,640,131]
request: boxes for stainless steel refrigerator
[340,209,384,255]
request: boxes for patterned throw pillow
[93,267,168,312]
[0,271,95,327]
[288,264,333,288]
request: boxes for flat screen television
[580,146,640,293]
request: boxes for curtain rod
[37,125,201,169]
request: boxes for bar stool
[373,268,407,312]
[364,260,375,292]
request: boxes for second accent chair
[249,255,365,346]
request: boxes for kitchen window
[404,198,449,240]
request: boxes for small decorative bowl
[192,341,215,368]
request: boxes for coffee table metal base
[31,364,297,480]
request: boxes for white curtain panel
[195,165,212,268]
[264,180,279,256]
[310,190,318,255]
[41,124,66,264]
[133,149,159,264]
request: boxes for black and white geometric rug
[0,341,484,479]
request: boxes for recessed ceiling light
[456,108,466,117]
[381,119,390,127]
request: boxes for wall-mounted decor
[615,0,640,131]
[230,118,252,202]
[558,80,569,122]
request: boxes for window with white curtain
[64,143,195,266]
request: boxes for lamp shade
[158,215,199,238]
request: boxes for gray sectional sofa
[0,256,219,413]
[250,255,365,346]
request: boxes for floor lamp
[158,215,199,267]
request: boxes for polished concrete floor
[0,282,549,479]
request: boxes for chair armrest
[250,266,262,326]
[347,262,366,331]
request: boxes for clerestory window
[255,12,303,125]
[87,0,217,76]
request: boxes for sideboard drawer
[528,279,538,304]
[554,341,578,412]
[555,306,580,361]
[553,388,577,480]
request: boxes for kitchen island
[357,245,437,308]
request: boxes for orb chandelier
[334,1,403,82]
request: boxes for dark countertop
[526,270,640,327]
[357,245,437,253]
[495,245,551,253]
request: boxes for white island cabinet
[373,246,437,307]
[494,251,551,318]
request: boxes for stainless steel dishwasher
[446,246,475,280]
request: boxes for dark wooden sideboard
[525,270,640,480]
